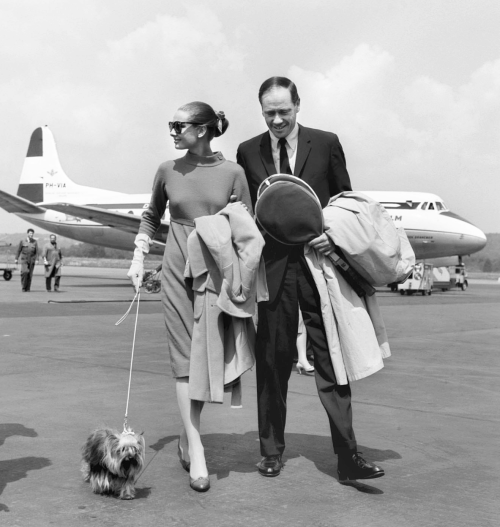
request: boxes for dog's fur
[81,428,145,500]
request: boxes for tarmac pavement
[1,267,499,526]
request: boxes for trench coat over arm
[305,245,390,385]
[43,243,62,277]
[304,195,394,385]
[184,202,268,405]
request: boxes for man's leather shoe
[337,452,385,481]
[257,455,283,477]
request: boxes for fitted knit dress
[139,151,253,377]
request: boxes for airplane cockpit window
[436,202,445,211]
[428,203,435,210]
[421,202,428,210]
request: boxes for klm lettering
[391,215,402,222]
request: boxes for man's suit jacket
[236,125,352,302]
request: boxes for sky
[1,0,499,234]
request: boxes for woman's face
[170,109,203,150]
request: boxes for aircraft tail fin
[17,126,82,204]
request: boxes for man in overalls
[43,234,63,292]
[15,228,39,292]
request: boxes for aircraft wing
[41,202,169,239]
[0,189,46,214]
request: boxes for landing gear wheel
[3,270,12,281]
[460,282,467,291]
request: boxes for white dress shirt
[269,122,299,174]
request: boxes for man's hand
[14,259,18,264]
[308,233,335,256]
[229,194,249,212]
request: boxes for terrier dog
[81,427,145,500]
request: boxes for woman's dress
[139,151,252,377]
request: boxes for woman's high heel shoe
[178,439,190,472]
[189,475,210,492]
[296,361,315,375]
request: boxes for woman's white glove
[127,234,152,292]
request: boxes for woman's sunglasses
[168,121,202,134]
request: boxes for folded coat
[324,191,415,286]
[184,203,268,404]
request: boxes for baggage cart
[0,244,16,281]
[398,263,433,296]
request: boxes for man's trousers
[20,262,35,291]
[255,249,357,457]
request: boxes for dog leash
[115,291,141,432]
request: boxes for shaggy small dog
[81,427,145,500]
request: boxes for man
[237,77,384,481]
[15,228,38,292]
[43,234,63,292]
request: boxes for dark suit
[237,125,357,457]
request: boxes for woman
[296,308,314,375]
[128,102,253,492]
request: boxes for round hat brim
[255,174,323,245]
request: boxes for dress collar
[184,151,226,167]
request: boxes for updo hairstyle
[179,101,229,140]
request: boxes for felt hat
[255,174,323,245]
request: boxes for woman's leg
[296,309,314,373]
[176,378,208,479]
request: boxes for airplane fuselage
[16,194,167,256]
[1,127,487,262]
[16,190,487,260]
[362,191,487,260]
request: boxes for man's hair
[27,228,34,234]
[258,77,300,105]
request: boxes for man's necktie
[278,137,292,175]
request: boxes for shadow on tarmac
[149,431,401,495]
[69,283,132,289]
[0,423,52,513]
[0,423,38,446]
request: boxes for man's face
[50,235,56,245]
[27,231,34,240]
[261,87,300,139]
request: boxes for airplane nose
[461,224,487,255]
[470,228,487,253]
[441,211,487,256]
